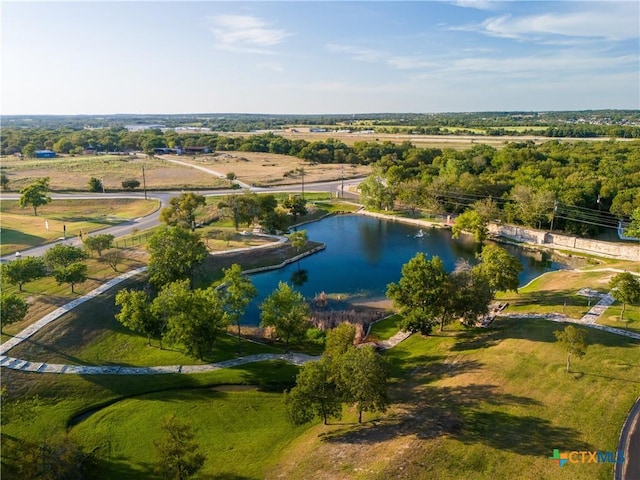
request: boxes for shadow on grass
[0,228,45,250]
[321,383,589,457]
[452,317,640,351]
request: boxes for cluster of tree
[386,245,522,335]
[284,323,388,425]
[358,139,640,236]
[157,191,309,236]
[0,235,118,331]
[3,110,639,135]
[116,225,316,357]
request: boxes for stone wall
[488,224,640,261]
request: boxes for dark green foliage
[121,178,141,190]
[283,195,308,222]
[0,293,28,332]
[43,244,87,269]
[260,281,311,351]
[52,262,88,293]
[160,192,206,231]
[82,233,114,257]
[1,256,47,291]
[87,176,103,192]
[154,413,206,480]
[147,226,208,288]
[18,177,51,215]
[609,272,640,321]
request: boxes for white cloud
[327,44,436,70]
[208,14,292,53]
[446,0,497,11]
[464,3,639,42]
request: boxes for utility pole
[549,200,558,232]
[101,176,105,194]
[341,166,344,198]
[142,165,147,200]
[300,166,305,199]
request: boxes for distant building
[125,124,166,132]
[35,150,56,158]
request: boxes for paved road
[616,397,640,480]
[0,177,364,263]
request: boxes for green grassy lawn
[1,361,303,479]
[367,314,403,342]
[69,388,309,479]
[273,318,640,480]
[0,256,147,343]
[5,274,283,366]
[0,199,159,255]
[598,304,640,334]
[497,269,617,318]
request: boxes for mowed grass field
[161,151,371,187]
[268,318,639,480]
[1,154,229,192]
[0,198,159,255]
[3,315,637,479]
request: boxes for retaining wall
[488,224,640,261]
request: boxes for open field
[224,131,635,151]
[0,154,230,192]
[269,318,639,480]
[161,152,371,187]
[0,198,159,255]
[4,317,637,479]
[497,269,620,318]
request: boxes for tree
[3,433,97,480]
[324,322,356,360]
[115,289,163,346]
[105,249,121,272]
[83,233,114,257]
[396,179,424,215]
[147,226,208,288]
[386,253,454,334]
[1,293,28,333]
[471,198,501,223]
[1,172,9,190]
[160,192,206,231]
[624,207,640,237]
[154,280,227,359]
[452,209,488,243]
[554,325,588,373]
[260,281,310,351]
[19,177,51,215]
[154,413,206,480]
[22,143,36,158]
[455,265,494,327]
[609,272,640,322]
[337,345,389,423]
[52,262,87,293]
[88,176,103,192]
[359,175,395,211]
[122,178,141,190]
[283,195,308,223]
[1,256,46,291]
[284,359,342,425]
[219,264,257,354]
[287,229,308,270]
[474,244,523,295]
[43,244,87,269]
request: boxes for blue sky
[2,1,638,114]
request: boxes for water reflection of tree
[358,219,385,264]
[290,269,309,287]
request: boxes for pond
[242,214,563,325]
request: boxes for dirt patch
[162,152,370,187]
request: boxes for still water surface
[242,215,562,324]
